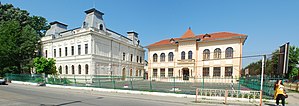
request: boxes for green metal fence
[5,73,281,98]
[239,76,283,98]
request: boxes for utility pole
[260,55,266,90]
[260,55,266,106]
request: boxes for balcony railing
[177,59,195,63]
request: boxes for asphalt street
[0,83,215,106]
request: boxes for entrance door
[122,68,126,80]
[183,68,189,80]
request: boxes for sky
[1,0,299,67]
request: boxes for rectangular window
[137,56,139,63]
[65,47,68,56]
[45,50,48,58]
[59,48,61,57]
[54,49,56,57]
[225,66,233,77]
[153,69,157,77]
[140,57,142,63]
[213,67,221,77]
[130,54,133,62]
[123,52,126,60]
[168,68,173,77]
[203,67,209,77]
[78,45,81,55]
[71,46,74,55]
[85,44,88,54]
[160,68,165,78]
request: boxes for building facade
[146,28,247,81]
[41,8,145,80]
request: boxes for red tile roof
[146,29,247,48]
[180,28,196,38]
[197,32,246,41]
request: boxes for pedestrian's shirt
[275,84,284,94]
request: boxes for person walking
[274,80,287,106]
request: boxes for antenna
[93,1,96,8]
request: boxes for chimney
[45,21,68,36]
[127,31,139,46]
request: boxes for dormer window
[99,24,103,30]
[169,38,175,43]
[203,34,211,38]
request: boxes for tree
[286,46,299,79]
[33,57,57,75]
[0,3,49,76]
[243,45,299,79]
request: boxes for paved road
[0,83,222,106]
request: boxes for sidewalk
[286,92,299,106]
[263,92,299,106]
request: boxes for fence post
[296,83,299,91]
[130,78,133,90]
[224,89,228,104]
[63,77,67,86]
[98,77,101,87]
[150,77,152,91]
[112,76,115,89]
[85,75,87,85]
[74,75,76,86]
[195,88,199,102]
[173,77,176,93]
[259,90,263,106]
[238,78,241,91]
[202,77,205,90]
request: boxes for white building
[146,28,247,82]
[41,8,145,80]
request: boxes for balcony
[177,59,195,64]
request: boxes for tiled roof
[197,32,246,41]
[180,28,196,38]
[146,30,246,48]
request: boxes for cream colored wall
[147,38,244,80]
[148,45,177,78]
[197,39,242,78]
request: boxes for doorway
[182,68,189,80]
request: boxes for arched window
[203,49,210,60]
[153,53,158,62]
[65,65,68,74]
[188,51,192,59]
[168,52,174,61]
[160,53,165,62]
[181,51,185,60]
[72,65,75,74]
[78,65,81,74]
[85,64,88,74]
[214,48,221,59]
[225,47,233,58]
[99,24,103,30]
[59,66,62,74]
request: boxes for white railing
[195,88,263,105]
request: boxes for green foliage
[47,77,72,85]
[243,45,299,79]
[34,77,44,83]
[287,46,299,79]
[0,3,49,76]
[33,57,57,75]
